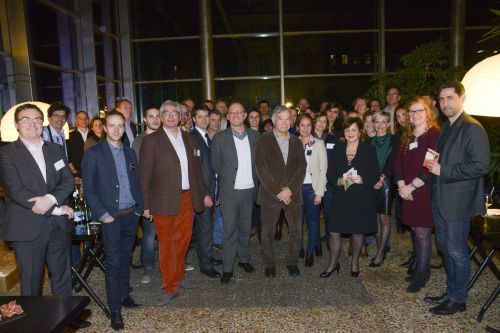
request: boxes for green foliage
[482,120,500,186]
[479,8,500,42]
[365,41,464,104]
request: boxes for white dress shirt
[164,127,190,190]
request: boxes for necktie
[205,133,211,147]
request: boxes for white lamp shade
[1,101,70,142]
[462,54,500,117]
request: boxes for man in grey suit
[0,103,75,296]
[211,102,260,284]
[424,81,490,315]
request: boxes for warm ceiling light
[462,54,500,118]
[0,101,71,142]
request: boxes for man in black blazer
[190,105,221,278]
[116,99,137,148]
[67,110,89,175]
[0,103,75,297]
[425,81,490,315]
[82,111,144,330]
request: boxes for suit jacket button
[116,185,119,188]
[115,199,118,202]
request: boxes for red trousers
[154,191,194,293]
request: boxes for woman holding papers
[320,117,378,278]
[394,97,440,293]
[368,111,400,268]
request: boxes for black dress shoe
[238,262,256,273]
[265,266,276,278]
[286,265,300,277]
[121,296,141,308]
[110,311,124,331]
[424,293,448,305]
[130,263,143,269]
[315,244,323,257]
[429,299,466,315]
[320,263,340,278]
[305,254,314,267]
[351,270,360,277]
[200,268,221,278]
[220,272,233,284]
[211,258,223,266]
[299,248,305,258]
[68,318,91,329]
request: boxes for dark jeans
[140,217,156,275]
[301,184,321,255]
[195,206,215,271]
[101,212,140,312]
[431,190,470,303]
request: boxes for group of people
[0,80,490,331]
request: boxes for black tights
[411,227,432,275]
[327,232,364,272]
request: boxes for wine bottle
[72,189,84,235]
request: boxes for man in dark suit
[0,104,90,328]
[190,105,221,278]
[425,81,490,315]
[211,102,260,284]
[255,106,307,278]
[67,110,89,175]
[139,100,204,306]
[82,111,144,330]
[116,99,137,148]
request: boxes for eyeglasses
[229,110,244,115]
[408,109,425,115]
[162,111,179,117]
[18,117,43,125]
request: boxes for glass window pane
[95,33,121,79]
[283,0,377,31]
[92,0,118,35]
[136,82,202,115]
[214,37,279,77]
[284,34,377,75]
[285,76,372,111]
[26,1,78,69]
[131,1,199,38]
[216,79,281,108]
[385,31,450,71]
[464,29,498,69]
[212,0,278,34]
[386,0,451,28]
[466,0,499,26]
[134,40,201,81]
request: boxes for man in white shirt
[211,102,260,284]
[42,102,69,157]
[67,111,89,175]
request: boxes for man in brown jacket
[139,100,204,306]
[255,106,307,278]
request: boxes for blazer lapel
[42,143,56,191]
[14,140,47,186]
[102,142,119,185]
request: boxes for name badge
[409,142,418,150]
[306,149,313,156]
[54,159,65,171]
[326,143,335,149]
[194,149,201,157]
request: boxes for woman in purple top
[394,97,440,293]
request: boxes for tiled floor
[2,228,500,332]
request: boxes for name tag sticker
[54,159,65,171]
[306,149,313,156]
[194,149,201,157]
[409,142,418,150]
[326,143,335,149]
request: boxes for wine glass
[485,195,493,216]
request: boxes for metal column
[3,0,33,103]
[199,0,214,100]
[451,0,465,67]
[78,0,99,118]
[117,0,135,121]
[377,0,385,73]
[278,0,285,105]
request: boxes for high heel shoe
[351,270,360,277]
[320,263,340,278]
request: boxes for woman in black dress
[320,117,379,277]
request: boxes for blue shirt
[108,141,136,210]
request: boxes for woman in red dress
[394,97,440,293]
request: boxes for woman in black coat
[368,111,400,267]
[320,117,379,278]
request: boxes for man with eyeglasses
[42,102,70,159]
[0,104,91,329]
[211,102,260,284]
[139,100,204,306]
